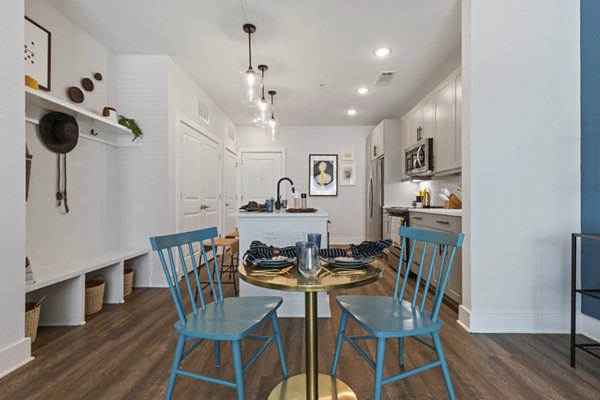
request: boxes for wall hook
[90,129,98,136]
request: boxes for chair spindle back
[150,227,224,324]
[393,226,464,321]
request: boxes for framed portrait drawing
[339,163,356,186]
[24,17,51,91]
[309,154,337,196]
[340,148,355,161]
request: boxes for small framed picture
[340,148,355,161]
[339,163,356,186]
[24,17,51,91]
[309,154,338,196]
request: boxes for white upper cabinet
[402,67,462,176]
[370,121,385,160]
[433,78,456,172]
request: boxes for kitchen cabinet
[370,121,384,160]
[367,119,402,182]
[401,67,462,177]
[433,79,455,172]
[409,211,462,304]
[406,94,434,148]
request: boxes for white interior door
[223,149,238,235]
[241,151,284,204]
[179,121,222,271]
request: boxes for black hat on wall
[39,112,79,154]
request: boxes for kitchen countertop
[409,208,462,217]
[237,209,328,218]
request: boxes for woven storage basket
[85,278,105,316]
[123,268,134,297]
[25,295,46,343]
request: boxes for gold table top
[239,260,385,292]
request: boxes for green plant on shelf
[118,115,144,142]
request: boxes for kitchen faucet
[276,177,295,210]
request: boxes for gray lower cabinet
[409,212,462,304]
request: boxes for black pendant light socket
[243,24,256,35]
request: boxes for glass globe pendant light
[239,24,262,107]
[254,65,270,127]
[265,90,280,142]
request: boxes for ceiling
[47,0,461,126]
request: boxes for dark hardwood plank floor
[3,261,600,399]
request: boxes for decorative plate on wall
[68,86,84,103]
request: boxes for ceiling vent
[227,125,235,141]
[197,98,209,123]
[375,71,396,86]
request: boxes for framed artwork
[340,148,355,161]
[24,17,51,91]
[339,163,356,186]
[309,154,337,196]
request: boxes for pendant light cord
[248,31,252,69]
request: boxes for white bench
[26,248,150,326]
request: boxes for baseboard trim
[461,310,572,333]
[0,338,33,379]
[581,314,600,343]
[458,305,471,331]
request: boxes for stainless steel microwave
[405,138,434,177]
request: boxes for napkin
[243,239,392,263]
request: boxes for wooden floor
[3,262,600,400]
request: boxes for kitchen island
[237,209,330,317]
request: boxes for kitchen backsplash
[419,174,462,207]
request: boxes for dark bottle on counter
[301,193,307,208]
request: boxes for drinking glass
[307,233,322,249]
[298,242,321,278]
[296,241,308,259]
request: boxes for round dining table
[239,259,385,400]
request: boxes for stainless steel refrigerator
[366,157,383,241]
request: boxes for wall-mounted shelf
[25,87,141,147]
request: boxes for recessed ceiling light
[347,109,357,116]
[357,87,369,95]
[374,47,391,57]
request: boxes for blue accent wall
[581,0,600,319]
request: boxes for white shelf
[25,87,140,147]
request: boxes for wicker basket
[85,278,105,316]
[25,295,46,343]
[123,268,134,297]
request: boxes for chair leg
[166,335,185,400]
[231,340,245,400]
[373,338,387,400]
[398,337,405,366]
[432,331,455,400]
[215,340,221,367]
[271,312,289,378]
[331,311,348,377]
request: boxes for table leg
[267,292,357,400]
[306,291,318,399]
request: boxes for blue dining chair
[330,226,464,400]
[149,227,288,400]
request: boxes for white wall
[237,125,372,244]
[0,0,32,378]
[461,0,580,332]
[24,0,120,268]
[116,56,170,287]
[168,61,236,152]
[25,0,117,115]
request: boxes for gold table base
[267,373,357,400]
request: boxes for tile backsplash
[419,174,462,207]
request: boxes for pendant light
[265,90,280,142]
[239,24,262,107]
[254,65,269,127]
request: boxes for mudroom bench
[25,248,150,326]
